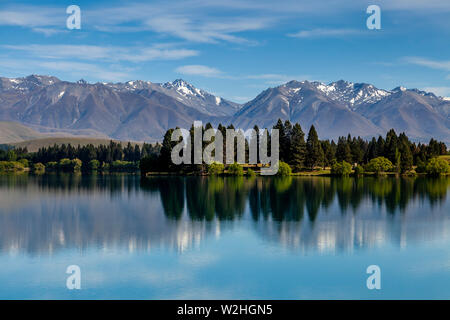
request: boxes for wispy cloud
[404,57,450,71]
[3,44,199,62]
[0,58,131,82]
[144,15,270,44]
[288,28,362,38]
[175,65,224,78]
[31,28,65,36]
[0,6,62,27]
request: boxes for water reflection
[0,174,449,254]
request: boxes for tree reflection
[0,174,448,254]
[143,176,449,221]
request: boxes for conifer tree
[289,123,306,171]
[306,125,324,169]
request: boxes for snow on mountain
[102,78,240,116]
[0,74,448,143]
[312,80,391,110]
[159,79,240,116]
[0,75,60,92]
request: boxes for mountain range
[0,75,449,144]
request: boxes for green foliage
[335,137,352,163]
[366,157,394,173]
[331,160,352,176]
[160,128,177,172]
[59,158,82,172]
[32,162,45,173]
[17,158,29,167]
[208,162,225,175]
[110,160,139,172]
[289,123,306,171]
[306,125,324,168]
[101,162,110,172]
[32,140,159,165]
[6,150,17,161]
[227,163,244,176]
[247,168,256,177]
[354,165,364,176]
[425,157,450,176]
[321,140,335,167]
[277,161,292,176]
[88,159,100,171]
[0,161,25,172]
[399,133,413,172]
[140,154,160,175]
[46,161,58,171]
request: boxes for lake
[0,174,449,299]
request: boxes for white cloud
[0,6,62,27]
[144,15,270,44]
[2,44,199,62]
[422,87,450,97]
[175,65,224,77]
[0,58,131,82]
[31,28,65,36]
[288,28,362,38]
[404,57,450,71]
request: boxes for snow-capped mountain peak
[162,79,206,98]
[0,74,60,92]
[310,80,391,109]
[159,79,240,116]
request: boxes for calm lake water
[0,174,449,299]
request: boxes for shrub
[32,162,45,173]
[366,157,394,174]
[110,160,139,172]
[276,161,292,176]
[416,160,427,173]
[354,165,364,176]
[247,168,256,177]
[331,160,352,176]
[228,163,244,176]
[208,162,224,175]
[425,157,450,176]
[88,159,100,171]
[46,161,58,171]
[18,158,29,167]
[59,158,82,172]
[0,161,25,172]
[101,162,110,172]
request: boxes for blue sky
[0,0,449,102]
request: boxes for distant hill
[0,121,45,143]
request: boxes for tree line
[140,119,448,175]
[0,141,161,173]
[1,119,448,175]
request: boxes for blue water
[0,174,449,299]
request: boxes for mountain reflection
[0,174,449,254]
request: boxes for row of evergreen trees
[31,141,161,164]
[146,119,447,173]
[2,119,447,174]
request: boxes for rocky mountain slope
[0,75,448,144]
